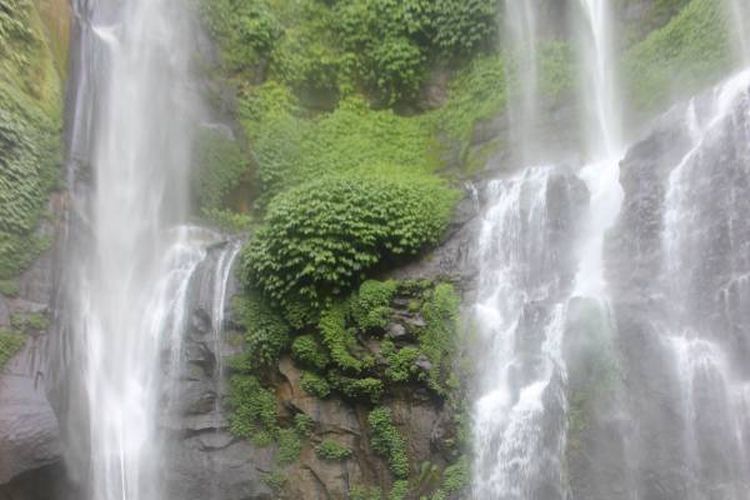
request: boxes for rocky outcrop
[164,246,275,500]
[0,194,67,498]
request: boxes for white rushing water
[472,1,625,497]
[728,0,750,64]
[504,0,539,163]
[472,169,571,499]
[62,0,210,498]
[658,68,750,498]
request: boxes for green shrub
[419,283,459,392]
[233,293,291,368]
[0,328,24,368]
[293,413,315,436]
[263,470,287,493]
[440,455,470,494]
[350,486,382,500]
[624,0,733,113]
[201,0,282,74]
[350,280,397,331]
[300,371,331,398]
[291,335,330,370]
[241,171,457,306]
[193,126,249,212]
[385,346,421,383]
[329,373,384,402]
[319,302,362,372]
[228,375,278,445]
[368,407,409,479]
[389,480,409,500]
[315,439,352,461]
[276,428,303,465]
[420,0,497,54]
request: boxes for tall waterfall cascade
[57,1,237,499]
[471,0,750,498]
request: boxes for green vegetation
[419,283,460,392]
[0,328,24,368]
[624,0,734,113]
[241,172,457,306]
[0,0,63,280]
[233,293,290,368]
[350,485,383,500]
[276,428,303,465]
[291,334,329,370]
[383,344,420,383]
[436,456,470,496]
[351,280,397,331]
[315,439,352,461]
[293,413,315,436]
[319,302,362,372]
[368,407,409,479]
[228,374,278,445]
[300,371,331,398]
[193,126,250,213]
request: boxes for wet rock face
[0,194,66,497]
[164,247,274,500]
[598,77,750,499]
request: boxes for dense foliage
[193,126,249,212]
[0,1,62,281]
[368,407,409,479]
[241,172,457,306]
[624,0,734,112]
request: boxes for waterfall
[656,69,750,497]
[59,0,216,498]
[504,0,539,163]
[471,1,626,497]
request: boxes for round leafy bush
[350,280,397,331]
[241,171,458,306]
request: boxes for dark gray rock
[0,340,61,486]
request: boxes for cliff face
[0,0,70,497]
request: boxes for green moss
[300,371,331,399]
[368,407,409,479]
[315,439,352,461]
[624,0,734,114]
[10,312,48,332]
[350,280,397,331]
[0,328,24,368]
[291,334,330,370]
[228,374,278,445]
[233,293,291,368]
[0,279,18,296]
